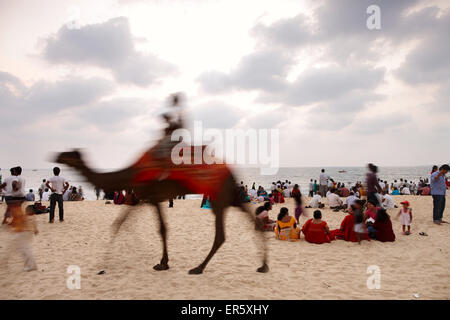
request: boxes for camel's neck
[69,159,133,192]
[72,161,100,185]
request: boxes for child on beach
[397,201,412,235]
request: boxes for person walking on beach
[0,167,18,224]
[319,169,330,197]
[366,163,382,206]
[46,167,69,223]
[430,164,449,225]
[39,179,46,201]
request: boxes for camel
[54,149,269,274]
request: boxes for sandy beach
[0,195,449,300]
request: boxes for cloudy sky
[0,0,449,170]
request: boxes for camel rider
[152,93,185,180]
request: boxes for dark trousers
[49,194,64,221]
[432,195,446,222]
[367,192,380,206]
[309,191,313,197]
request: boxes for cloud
[259,65,385,106]
[198,49,292,94]
[188,101,243,129]
[42,17,177,86]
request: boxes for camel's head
[54,149,84,168]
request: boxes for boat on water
[338,170,347,173]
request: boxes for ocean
[2,166,434,201]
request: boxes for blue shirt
[430,172,447,195]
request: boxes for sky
[0,0,449,170]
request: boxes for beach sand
[0,195,449,300]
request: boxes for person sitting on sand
[364,199,379,221]
[381,190,396,209]
[327,189,344,210]
[372,208,395,242]
[339,184,350,197]
[391,187,400,195]
[275,207,300,241]
[345,191,359,210]
[397,201,412,235]
[306,192,324,208]
[329,200,369,242]
[26,189,35,202]
[272,189,285,204]
[257,187,269,201]
[255,201,276,231]
[69,187,82,201]
[301,210,331,244]
[42,188,51,201]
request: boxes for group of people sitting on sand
[255,198,400,244]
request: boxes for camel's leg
[188,204,225,275]
[240,203,269,273]
[153,203,169,271]
[111,204,139,236]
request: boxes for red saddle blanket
[130,145,231,200]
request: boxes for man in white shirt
[319,169,330,197]
[42,188,51,201]
[401,186,411,195]
[308,179,314,197]
[0,167,19,224]
[307,192,323,208]
[46,167,69,223]
[381,191,395,209]
[327,190,344,209]
[282,186,290,198]
[345,192,359,209]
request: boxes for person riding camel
[152,93,185,180]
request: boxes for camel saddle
[130,145,231,200]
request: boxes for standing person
[366,163,382,206]
[46,167,69,223]
[313,180,318,195]
[319,169,330,197]
[0,168,18,224]
[308,179,314,197]
[39,179,46,201]
[430,164,449,225]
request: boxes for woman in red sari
[302,210,331,244]
[372,208,396,242]
[329,200,369,242]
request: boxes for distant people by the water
[46,167,69,223]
